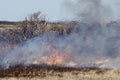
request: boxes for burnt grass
[0,64,110,78]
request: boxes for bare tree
[21,11,47,40]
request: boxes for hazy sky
[0,0,120,22]
[0,0,72,21]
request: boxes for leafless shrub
[21,11,47,40]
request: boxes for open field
[1,21,120,80]
[0,65,120,80]
[0,21,75,44]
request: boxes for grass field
[0,65,120,80]
[0,22,120,80]
[0,70,120,80]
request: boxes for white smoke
[1,22,120,69]
[63,0,120,24]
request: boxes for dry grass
[0,65,120,80]
[0,70,120,80]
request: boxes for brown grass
[0,65,120,80]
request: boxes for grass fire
[1,0,120,80]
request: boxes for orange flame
[46,49,68,65]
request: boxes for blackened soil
[0,65,110,77]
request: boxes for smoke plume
[1,22,120,69]
[63,0,120,24]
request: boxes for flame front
[31,48,109,67]
[46,49,67,65]
[1,43,109,68]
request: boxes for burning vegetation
[1,0,120,79]
[0,20,120,69]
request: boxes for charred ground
[0,64,109,77]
